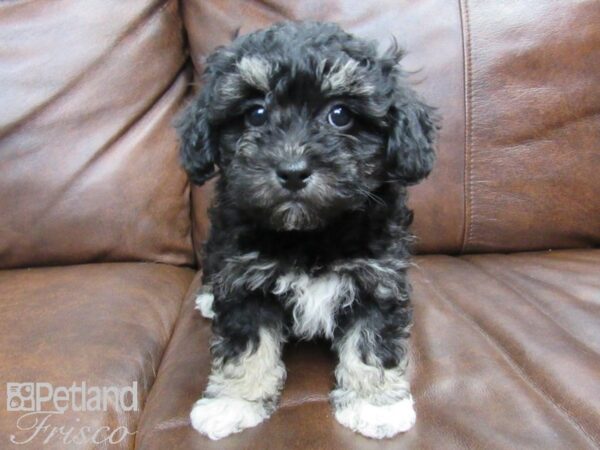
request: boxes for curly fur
[179,21,437,440]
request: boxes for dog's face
[179,22,436,231]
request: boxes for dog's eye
[327,105,353,129]
[245,106,268,127]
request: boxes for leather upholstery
[135,249,600,449]
[0,0,598,449]
[459,0,600,252]
[0,0,194,269]
[0,263,194,449]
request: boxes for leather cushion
[459,0,600,252]
[136,249,600,449]
[0,0,194,269]
[0,263,194,449]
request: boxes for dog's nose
[276,160,312,191]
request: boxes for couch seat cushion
[135,249,600,449]
[0,263,194,449]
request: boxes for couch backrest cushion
[460,0,600,253]
[183,0,600,254]
[0,0,194,268]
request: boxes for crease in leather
[185,70,201,269]
[1,0,172,136]
[498,256,600,307]
[279,394,329,410]
[496,105,600,149]
[146,271,196,390]
[133,273,201,448]
[153,416,191,432]
[252,0,290,20]
[78,62,188,179]
[182,168,196,269]
[188,188,199,269]
[34,64,189,227]
[458,0,473,255]
[539,251,600,265]
[417,262,600,448]
[459,256,600,360]
[151,272,193,361]
[509,268,600,310]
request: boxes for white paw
[190,397,268,440]
[334,396,416,439]
[195,288,215,319]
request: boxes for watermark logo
[6,381,138,446]
[7,383,35,412]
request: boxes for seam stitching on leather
[461,256,600,360]
[419,266,599,447]
[458,0,473,254]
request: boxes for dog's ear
[176,87,218,186]
[386,94,437,185]
[383,45,438,185]
[177,45,236,186]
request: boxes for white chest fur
[273,272,355,339]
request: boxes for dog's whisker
[357,188,386,207]
[338,133,361,144]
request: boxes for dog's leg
[331,308,415,439]
[190,301,286,440]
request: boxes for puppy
[178,21,436,440]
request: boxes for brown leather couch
[1,1,599,449]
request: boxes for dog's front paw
[190,397,269,440]
[195,285,215,319]
[334,396,416,439]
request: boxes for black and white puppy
[178,21,436,440]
